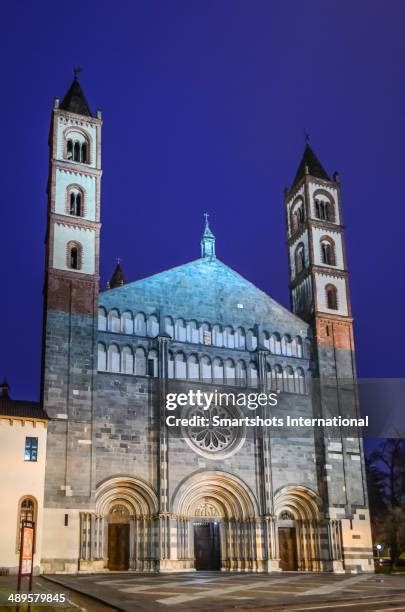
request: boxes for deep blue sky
[1,0,404,401]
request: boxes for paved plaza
[43,571,405,611]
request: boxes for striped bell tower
[41,75,102,564]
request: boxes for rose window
[183,405,245,459]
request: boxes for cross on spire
[200,213,216,258]
[73,66,82,80]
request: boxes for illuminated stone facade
[39,79,373,574]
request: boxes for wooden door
[108,523,130,571]
[194,522,221,570]
[279,527,298,571]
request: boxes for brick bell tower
[41,75,102,567]
[284,143,373,573]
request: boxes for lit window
[24,437,38,462]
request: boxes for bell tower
[41,75,102,538]
[284,144,373,572]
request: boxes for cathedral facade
[40,78,373,574]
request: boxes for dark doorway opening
[279,527,298,570]
[108,523,130,571]
[194,521,221,570]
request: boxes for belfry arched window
[314,195,335,222]
[325,284,338,310]
[66,137,89,164]
[295,243,305,274]
[321,238,336,266]
[67,241,82,270]
[291,200,305,232]
[69,191,82,216]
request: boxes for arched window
[295,368,305,394]
[122,346,134,374]
[147,315,159,337]
[168,351,174,378]
[200,322,212,345]
[186,320,199,343]
[325,284,338,310]
[81,142,88,163]
[66,136,89,164]
[212,325,223,347]
[73,141,80,162]
[236,360,247,386]
[295,243,305,274]
[321,239,336,266]
[270,333,281,355]
[291,201,305,232]
[69,191,83,216]
[201,356,212,381]
[249,361,258,388]
[272,365,283,391]
[67,139,73,159]
[175,318,186,342]
[134,313,146,336]
[98,307,107,331]
[121,311,134,335]
[147,350,158,377]
[108,309,120,333]
[225,359,236,384]
[108,344,120,373]
[165,316,174,338]
[17,497,37,552]
[281,335,292,356]
[284,366,295,393]
[97,343,107,371]
[314,197,334,221]
[187,354,199,380]
[224,326,235,349]
[246,329,258,351]
[175,352,187,379]
[213,358,224,384]
[296,336,303,358]
[266,361,272,389]
[262,331,270,350]
[67,241,82,270]
[235,327,246,350]
[135,347,146,375]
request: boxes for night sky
[1,1,404,403]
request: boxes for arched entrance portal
[193,500,222,570]
[107,504,130,571]
[274,486,322,572]
[94,476,158,571]
[173,471,259,572]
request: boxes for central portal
[278,527,298,571]
[108,523,130,571]
[194,522,221,570]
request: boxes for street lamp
[376,544,383,563]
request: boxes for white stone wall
[54,169,96,220]
[53,223,96,274]
[41,508,82,573]
[0,419,47,573]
